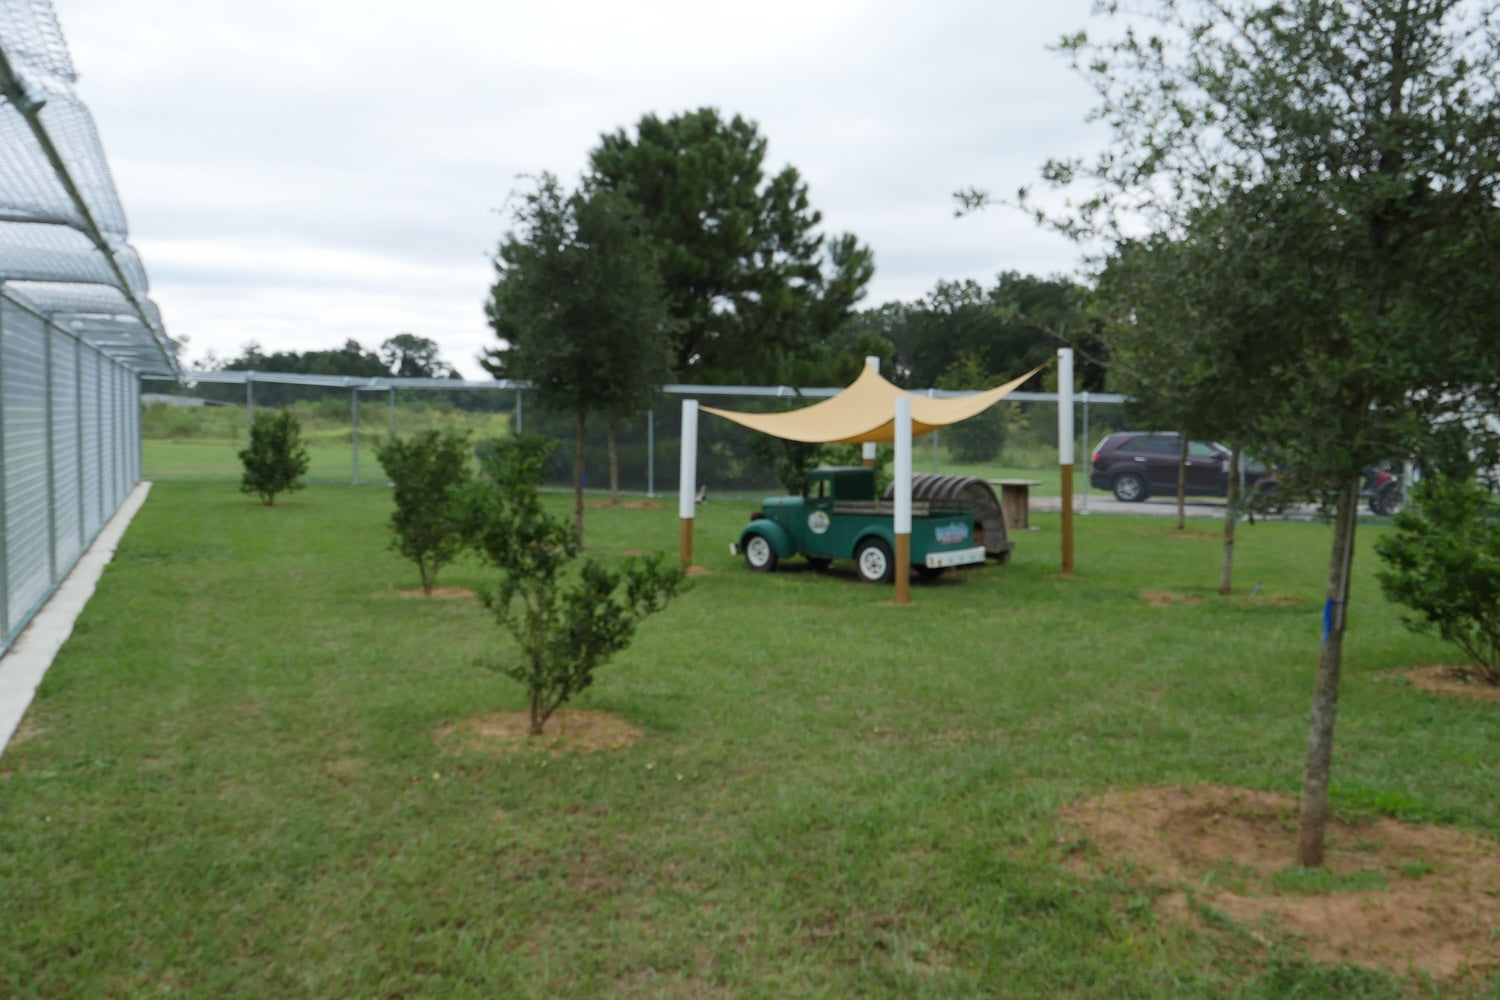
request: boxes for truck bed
[832,500,967,518]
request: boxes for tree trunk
[1176,432,1188,530]
[573,410,587,548]
[608,421,620,506]
[1219,447,1239,596]
[1297,477,1360,868]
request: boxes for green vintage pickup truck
[730,466,1013,583]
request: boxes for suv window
[1187,441,1220,459]
[1131,436,1179,455]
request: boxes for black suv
[1089,432,1266,502]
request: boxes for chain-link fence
[142,372,1131,500]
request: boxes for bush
[467,435,686,734]
[1375,477,1500,684]
[238,410,310,505]
[374,429,473,594]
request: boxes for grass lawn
[2,483,1495,997]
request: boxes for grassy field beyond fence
[1,482,1493,997]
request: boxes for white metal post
[1058,348,1075,576]
[894,396,912,604]
[863,355,880,467]
[678,399,699,565]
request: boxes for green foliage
[1375,477,1500,683]
[467,435,686,735]
[936,350,1008,462]
[588,107,875,384]
[849,273,1103,391]
[374,429,473,595]
[483,173,678,544]
[237,409,309,505]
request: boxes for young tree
[1376,477,1500,684]
[1031,0,1500,866]
[374,429,473,595]
[587,107,875,385]
[482,174,677,545]
[466,435,686,736]
[238,409,310,506]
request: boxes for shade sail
[700,362,1047,444]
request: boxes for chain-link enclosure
[145,372,1131,502]
[1,0,173,652]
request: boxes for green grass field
[2,483,1493,996]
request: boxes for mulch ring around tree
[386,587,477,600]
[1059,785,1500,984]
[434,708,642,756]
[1396,664,1500,703]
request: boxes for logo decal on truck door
[807,511,830,534]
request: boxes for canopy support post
[678,399,698,566]
[862,355,880,468]
[1058,348,1075,577]
[894,397,912,605]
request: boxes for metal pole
[388,387,396,438]
[1080,391,1090,515]
[647,408,656,498]
[351,388,360,485]
[74,336,84,549]
[515,388,523,435]
[246,373,254,448]
[678,399,699,566]
[862,356,880,468]
[43,323,57,582]
[1058,349,1075,577]
[0,293,11,641]
[894,397,912,605]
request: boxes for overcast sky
[53,0,1105,378]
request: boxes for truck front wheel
[743,534,779,572]
[854,538,894,584]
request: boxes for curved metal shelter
[1,0,175,651]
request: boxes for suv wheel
[1112,471,1149,502]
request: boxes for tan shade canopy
[700,362,1048,445]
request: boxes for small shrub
[374,429,473,594]
[1375,476,1500,683]
[238,410,310,505]
[467,435,686,735]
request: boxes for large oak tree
[588,108,875,384]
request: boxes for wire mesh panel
[49,324,82,574]
[79,345,101,541]
[2,299,54,631]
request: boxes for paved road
[1029,494,1321,521]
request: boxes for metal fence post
[43,322,56,581]
[1080,391,1090,514]
[388,388,396,438]
[246,372,254,447]
[515,388,523,435]
[0,294,11,642]
[351,388,360,485]
[647,407,655,498]
[74,336,83,549]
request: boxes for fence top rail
[151,369,1129,405]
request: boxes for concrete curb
[0,481,152,757]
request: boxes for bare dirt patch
[587,499,663,510]
[1142,589,1204,607]
[1398,664,1500,703]
[1060,785,1500,983]
[685,564,713,577]
[435,708,642,756]
[387,586,476,600]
